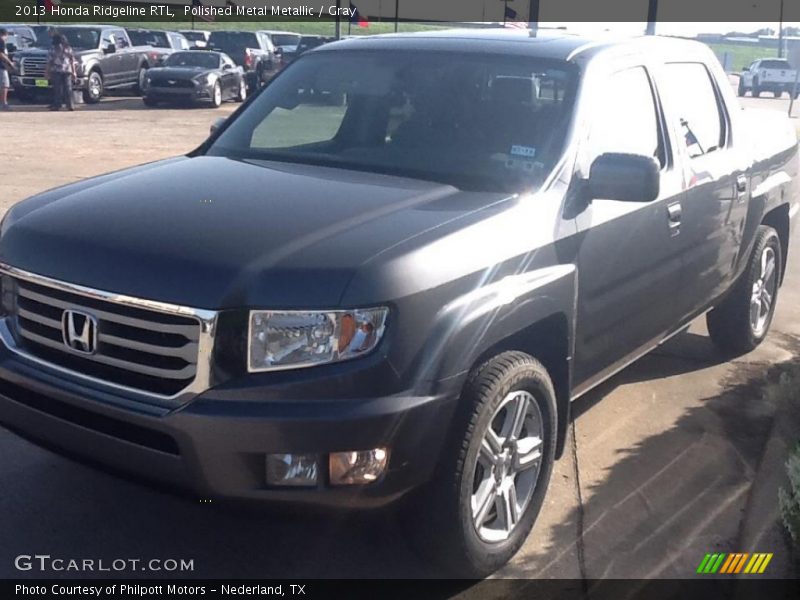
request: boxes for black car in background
[206,30,276,91]
[142,50,246,108]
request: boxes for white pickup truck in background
[739,58,799,98]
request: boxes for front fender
[414,263,577,389]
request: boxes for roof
[315,29,711,63]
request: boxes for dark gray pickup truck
[0,31,797,576]
[11,25,153,103]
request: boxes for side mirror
[7,43,17,54]
[210,116,227,136]
[587,153,660,203]
[103,43,116,54]
[223,63,233,70]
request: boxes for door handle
[667,202,681,236]
[736,174,748,195]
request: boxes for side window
[101,30,114,48]
[660,63,725,159]
[750,61,760,72]
[588,66,664,167]
[113,30,129,49]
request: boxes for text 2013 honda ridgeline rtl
[0,31,797,576]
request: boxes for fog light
[266,453,318,487]
[329,448,389,486]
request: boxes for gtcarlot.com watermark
[14,554,194,573]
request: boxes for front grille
[150,77,194,89]
[20,56,46,77]
[6,277,203,397]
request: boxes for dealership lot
[0,88,798,580]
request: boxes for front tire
[707,225,782,356]
[83,71,103,104]
[737,79,746,97]
[410,351,557,577]
[210,82,222,108]
[142,96,158,107]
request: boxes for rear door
[111,29,138,83]
[655,61,749,320]
[572,61,686,393]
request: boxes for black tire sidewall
[456,365,557,574]
[707,225,782,355]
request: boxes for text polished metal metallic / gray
[0,263,218,408]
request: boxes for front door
[571,62,686,393]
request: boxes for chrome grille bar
[21,57,46,77]
[0,263,218,406]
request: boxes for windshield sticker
[511,145,536,158]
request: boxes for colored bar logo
[696,552,773,574]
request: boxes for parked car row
[4,23,336,107]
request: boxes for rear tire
[773,90,782,98]
[235,78,247,102]
[143,96,158,107]
[135,66,148,95]
[407,351,557,577]
[707,225,782,356]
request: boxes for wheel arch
[467,313,573,459]
[419,264,577,460]
[762,203,790,284]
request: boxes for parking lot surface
[0,89,798,580]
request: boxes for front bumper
[0,341,456,509]
[144,81,214,103]
[12,76,87,91]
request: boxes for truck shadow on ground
[503,331,800,580]
[1,332,797,580]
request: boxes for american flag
[504,6,528,29]
[193,0,215,23]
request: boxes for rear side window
[660,63,725,159]
[587,66,664,167]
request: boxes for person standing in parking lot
[45,33,76,112]
[0,28,15,111]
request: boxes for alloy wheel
[471,390,544,543]
[750,245,777,337]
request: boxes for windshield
[208,31,259,53]
[209,51,577,193]
[271,34,300,47]
[128,30,169,48]
[58,28,101,50]
[761,60,791,69]
[165,52,219,69]
[182,31,206,42]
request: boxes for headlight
[194,73,215,85]
[248,308,388,372]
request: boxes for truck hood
[0,156,510,309]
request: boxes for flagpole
[503,0,508,25]
[335,0,341,39]
[394,0,399,32]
